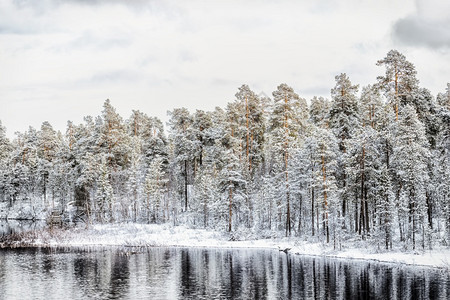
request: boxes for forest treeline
[0,50,449,250]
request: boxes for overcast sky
[1,0,449,138]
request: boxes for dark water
[0,247,449,300]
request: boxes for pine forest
[1,50,449,251]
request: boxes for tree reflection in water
[0,247,448,299]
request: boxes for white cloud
[1,0,448,138]
[393,0,450,49]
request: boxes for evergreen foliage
[0,50,448,249]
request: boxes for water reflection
[0,247,448,299]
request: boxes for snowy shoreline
[2,223,449,270]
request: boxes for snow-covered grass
[3,222,450,269]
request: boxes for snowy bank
[3,223,450,269]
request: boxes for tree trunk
[228,183,233,232]
[342,177,346,218]
[203,198,207,228]
[147,194,151,223]
[395,66,399,121]
[316,206,319,238]
[412,211,416,250]
[365,187,370,233]
[359,195,364,236]
[297,194,302,235]
[385,196,390,250]
[245,95,251,173]
[426,191,433,229]
[321,148,329,243]
[355,197,359,233]
[360,182,364,236]
[184,160,188,211]
[285,167,291,237]
[284,92,291,237]
[311,187,315,236]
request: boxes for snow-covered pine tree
[127,110,168,168]
[218,126,246,233]
[351,85,390,241]
[48,131,73,212]
[437,83,450,110]
[329,73,360,151]
[10,128,39,205]
[201,107,232,229]
[71,117,99,221]
[76,152,99,225]
[346,126,383,239]
[360,85,384,129]
[98,99,130,169]
[0,121,10,162]
[232,85,266,176]
[434,94,450,245]
[392,105,430,250]
[193,166,220,228]
[168,108,195,213]
[144,155,167,223]
[127,136,142,222]
[6,163,29,207]
[37,121,60,208]
[409,88,441,234]
[95,156,114,223]
[192,110,209,167]
[375,165,395,250]
[298,124,322,237]
[328,73,360,230]
[313,127,339,244]
[269,83,308,236]
[0,121,11,202]
[376,50,419,121]
[309,96,331,127]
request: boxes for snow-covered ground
[20,223,450,269]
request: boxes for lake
[0,246,449,299]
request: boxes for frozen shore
[3,223,450,269]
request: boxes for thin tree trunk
[284,92,291,237]
[359,195,364,236]
[285,167,291,237]
[385,196,390,250]
[360,144,366,236]
[245,95,251,172]
[395,66,399,121]
[297,194,302,235]
[316,206,319,238]
[342,173,346,218]
[184,160,188,211]
[133,191,137,222]
[355,197,359,233]
[413,211,416,250]
[147,194,150,223]
[204,196,208,228]
[321,147,329,243]
[228,183,232,232]
[365,187,370,233]
[426,191,433,229]
[85,200,90,229]
[311,186,315,236]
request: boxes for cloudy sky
[1,0,449,137]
